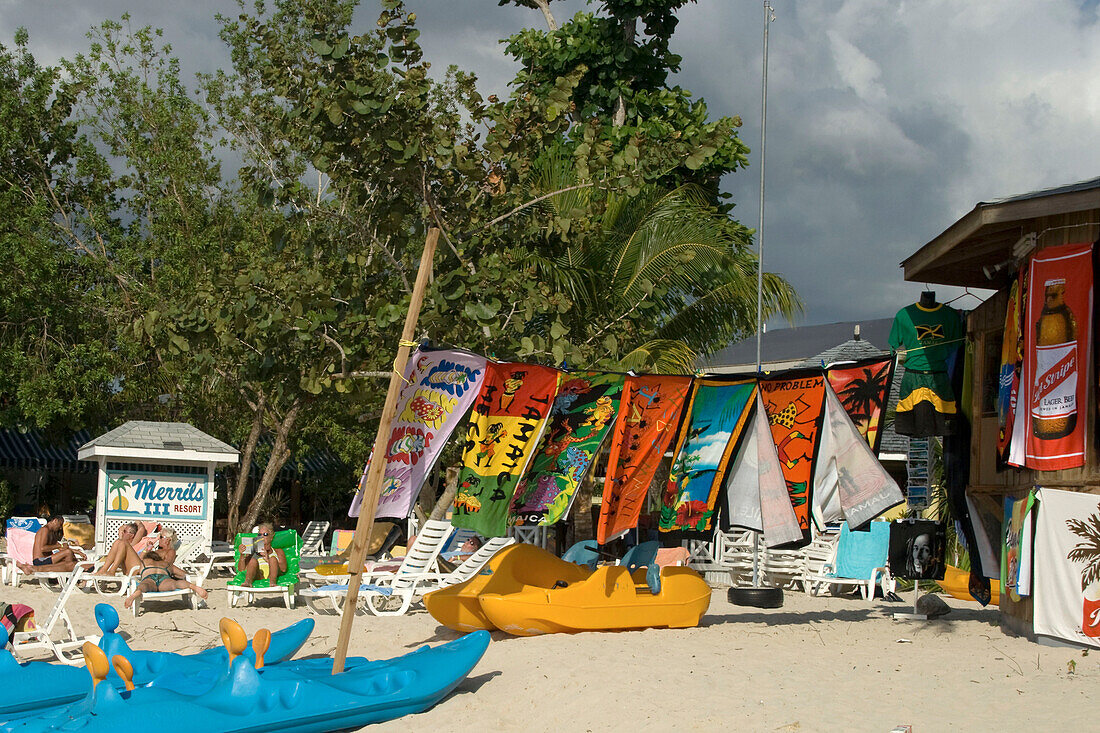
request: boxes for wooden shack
[901,176,1100,637]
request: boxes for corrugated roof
[81,421,237,455]
[797,339,908,458]
[983,175,1100,206]
[700,319,894,368]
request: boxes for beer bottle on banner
[1032,278,1078,440]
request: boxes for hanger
[944,287,984,306]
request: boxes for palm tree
[1067,513,1100,591]
[836,362,892,424]
[526,153,801,373]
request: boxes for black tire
[728,586,784,608]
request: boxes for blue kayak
[2,630,490,733]
[0,604,314,719]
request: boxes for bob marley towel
[451,362,560,537]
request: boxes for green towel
[230,529,301,587]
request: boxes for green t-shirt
[889,303,964,372]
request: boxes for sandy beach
[5,575,1095,733]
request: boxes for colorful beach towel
[597,375,693,544]
[451,362,560,537]
[812,381,904,530]
[511,372,625,527]
[659,379,755,534]
[826,355,895,455]
[760,370,828,544]
[349,348,487,519]
[1015,242,1093,471]
[996,272,1023,464]
[1,603,34,645]
[1002,491,1037,601]
[723,392,803,547]
[1033,487,1100,648]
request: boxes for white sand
[6,577,1096,732]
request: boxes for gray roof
[81,421,237,455]
[701,318,894,368]
[983,175,1100,206]
[796,339,907,458]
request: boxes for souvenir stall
[901,176,1100,646]
[77,421,239,555]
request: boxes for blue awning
[0,429,94,472]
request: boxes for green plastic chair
[225,529,302,609]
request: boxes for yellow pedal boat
[939,565,1001,605]
[478,564,712,636]
[424,543,592,632]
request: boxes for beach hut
[77,421,239,555]
[900,175,1100,642]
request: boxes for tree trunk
[227,393,266,538]
[612,16,637,128]
[239,399,302,533]
[533,0,557,31]
[573,471,596,541]
[429,466,460,521]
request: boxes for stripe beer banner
[1022,242,1092,471]
[451,362,560,537]
[597,375,692,544]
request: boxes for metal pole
[752,0,774,589]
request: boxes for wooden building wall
[966,209,1100,635]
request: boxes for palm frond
[619,339,699,374]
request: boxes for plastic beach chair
[226,529,303,609]
[561,541,601,570]
[4,526,93,591]
[300,521,331,557]
[336,520,455,616]
[10,566,91,665]
[804,522,893,601]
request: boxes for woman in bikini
[123,550,207,609]
[237,523,287,587]
[94,522,144,577]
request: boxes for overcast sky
[4,0,1100,332]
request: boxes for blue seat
[561,541,600,570]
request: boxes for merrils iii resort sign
[106,470,208,519]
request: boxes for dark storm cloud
[4,1,1099,327]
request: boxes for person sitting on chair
[143,527,179,565]
[95,522,144,577]
[17,515,85,574]
[123,550,207,609]
[237,523,287,587]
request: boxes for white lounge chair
[300,519,455,616]
[300,521,331,557]
[5,527,93,590]
[804,522,894,601]
[10,566,91,665]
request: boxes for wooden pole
[332,228,439,674]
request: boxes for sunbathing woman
[237,523,287,587]
[123,550,207,609]
[94,522,144,577]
